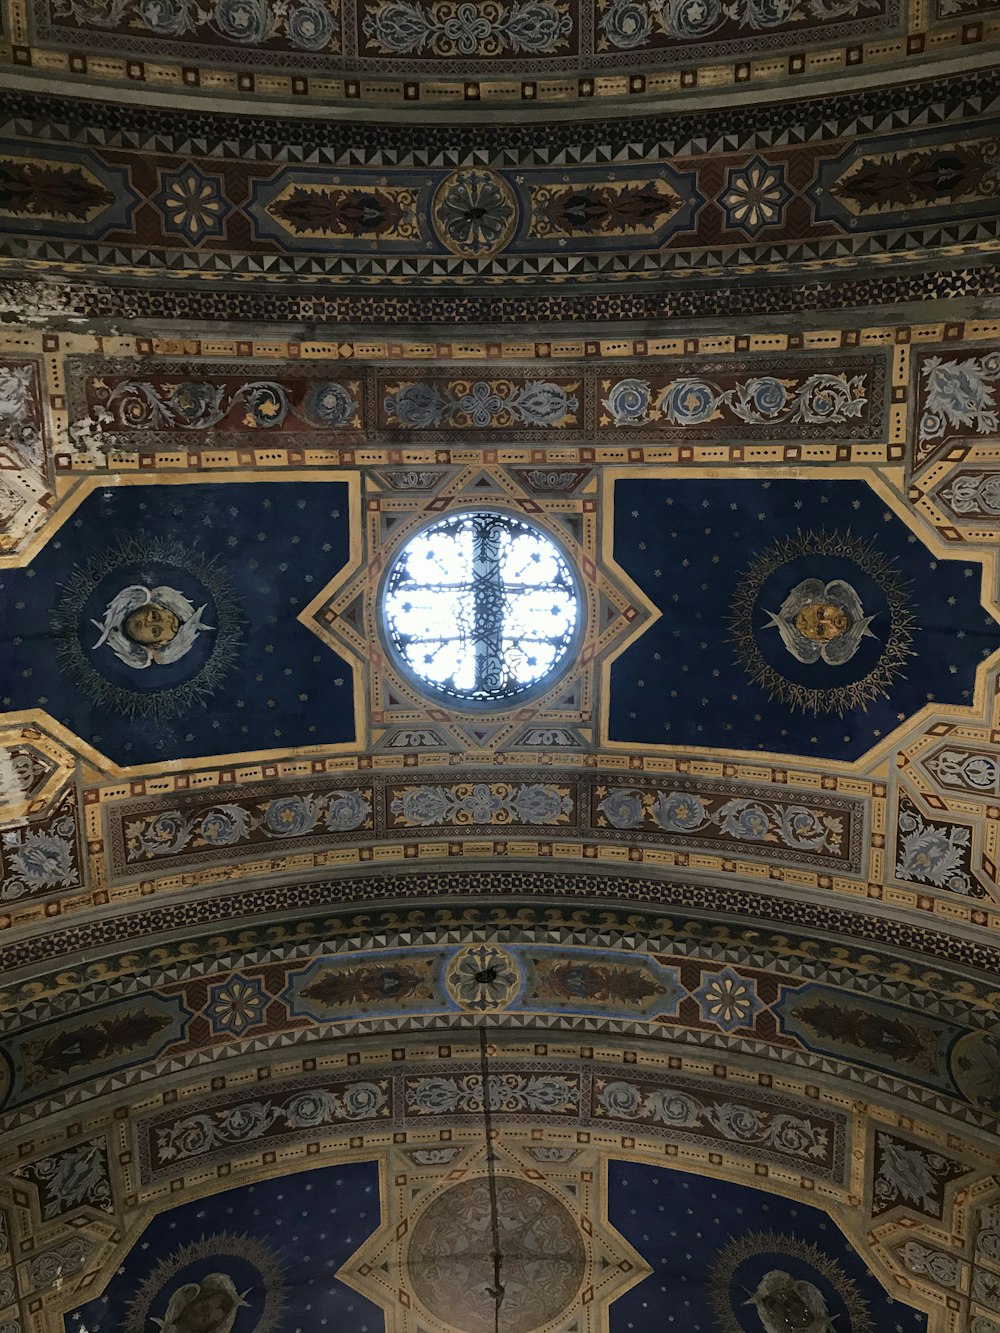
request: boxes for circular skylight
[382,511,580,704]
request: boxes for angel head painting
[151,1272,249,1333]
[745,1269,835,1333]
[91,585,213,669]
[764,577,875,666]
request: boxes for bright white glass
[383,513,579,702]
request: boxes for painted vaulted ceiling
[0,8,999,1333]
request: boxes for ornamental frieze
[6,264,997,325]
[3,0,995,106]
[4,905,1000,1130]
[96,768,866,883]
[0,83,997,288]
[128,1058,847,1184]
[65,352,888,452]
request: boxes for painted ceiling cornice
[0,0,997,110]
[0,68,999,329]
[0,39,999,1333]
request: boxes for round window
[382,511,580,704]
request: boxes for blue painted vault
[67,1163,383,1333]
[0,483,355,764]
[608,1162,927,1333]
[610,477,1000,759]
[66,1161,928,1332]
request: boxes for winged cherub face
[793,601,850,644]
[770,1287,814,1330]
[175,1290,235,1332]
[123,603,181,646]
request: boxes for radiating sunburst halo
[124,1231,285,1333]
[709,1228,873,1333]
[729,528,915,717]
[52,532,244,721]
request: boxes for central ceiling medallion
[383,510,580,705]
[405,1176,586,1332]
[304,462,655,754]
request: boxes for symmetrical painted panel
[0,74,997,303]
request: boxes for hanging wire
[479,1026,505,1333]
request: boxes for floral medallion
[205,973,270,1038]
[432,169,518,258]
[693,966,763,1034]
[154,165,231,245]
[445,944,522,1011]
[718,155,793,236]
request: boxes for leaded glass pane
[383,512,579,703]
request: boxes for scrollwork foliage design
[391,782,573,827]
[917,350,1000,460]
[383,378,578,429]
[594,787,843,855]
[363,0,572,55]
[156,1081,389,1163]
[895,796,979,897]
[406,1073,578,1113]
[599,0,879,51]
[1,792,81,903]
[51,0,341,51]
[595,1079,829,1160]
[601,371,867,429]
[126,789,372,860]
[82,376,359,444]
[12,1141,113,1219]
